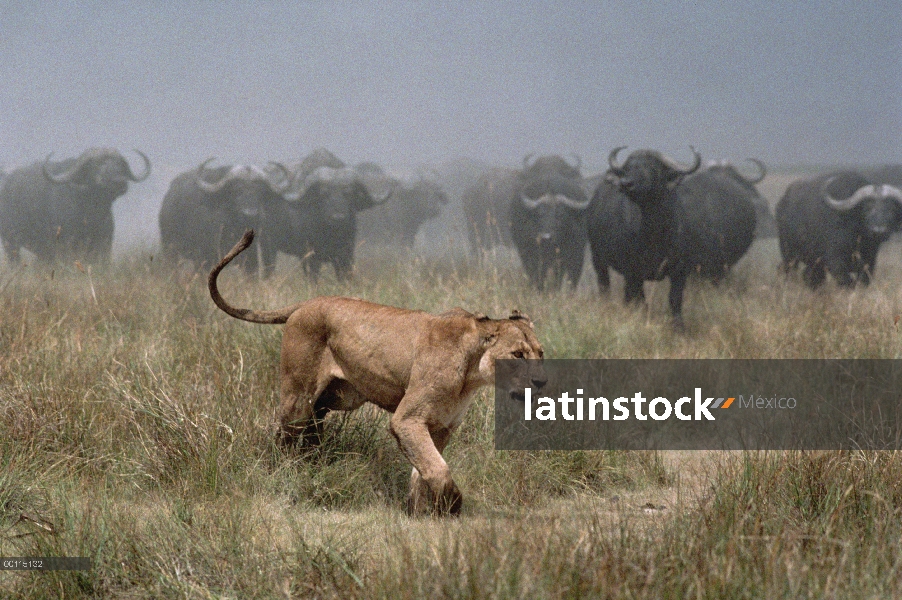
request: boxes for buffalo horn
[126,150,152,182]
[196,160,270,194]
[196,158,225,193]
[568,154,582,172]
[881,184,902,206]
[743,158,766,184]
[369,173,397,205]
[42,150,95,184]
[661,146,702,175]
[265,162,292,194]
[520,193,590,210]
[824,180,879,211]
[607,146,628,175]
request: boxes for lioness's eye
[513,351,525,359]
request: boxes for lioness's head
[477,311,547,400]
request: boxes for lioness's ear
[508,309,533,327]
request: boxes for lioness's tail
[208,230,301,324]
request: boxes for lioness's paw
[434,483,463,517]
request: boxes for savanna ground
[3,168,902,598]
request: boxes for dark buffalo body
[355,165,448,248]
[462,167,518,253]
[866,165,902,188]
[158,160,290,275]
[587,147,702,327]
[776,170,902,288]
[509,155,590,290]
[272,149,395,280]
[699,160,776,238]
[0,147,150,264]
[674,164,758,278]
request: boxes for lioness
[208,230,546,515]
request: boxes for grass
[1,231,902,597]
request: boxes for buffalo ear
[665,167,693,190]
[352,180,378,211]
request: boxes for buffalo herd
[1,145,901,327]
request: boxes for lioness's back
[284,297,434,376]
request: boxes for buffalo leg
[260,243,278,279]
[859,248,879,287]
[304,257,322,282]
[802,263,826,288]
[825,249,858,288]
[591,254,611,294]
[668,272,688,331]
[565,256,583,291]
[518,251,541,289]
[1,239,20,264]
[333,258,352,282]
[624,277,645,304]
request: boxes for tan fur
[209,230,546,515]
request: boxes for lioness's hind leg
[276,315,332,447]
[276,373,322,447]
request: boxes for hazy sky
[1,1,899,173]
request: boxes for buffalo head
[511,154,590,289]
[43,147,151,197]
[287,165,394,221]
[195,158,290,221]
[708,158,766,190]
[519,155,590,244]
[294,147,346,181]
[823,176,902,236]
[606,147,701,202]
[406,168,449,221]
[522,153,582,181]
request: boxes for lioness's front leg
[406,425,456,515]
[390,407,462,516]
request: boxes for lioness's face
[481,319,546,399]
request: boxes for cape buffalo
[776,171,902,288]
[462,167,518,253]
[510,154,591,290]
[671,161,760,279]
[696,159,776,239]
[272,149,395,280]
[0,147,150,264]
[588,147,702,328]
[158,158,291,276]
[356,164,448,248]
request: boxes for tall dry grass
[1,232,902,597]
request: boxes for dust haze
[0,1,899,253]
